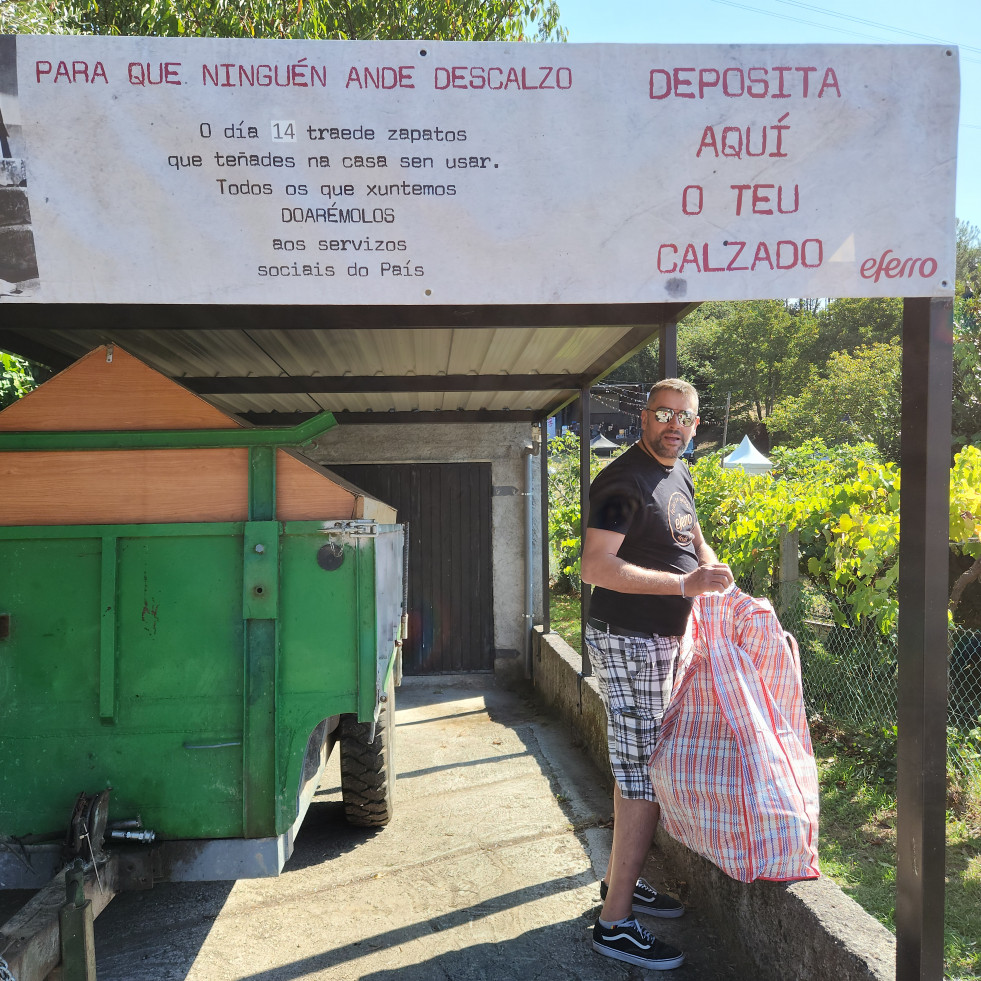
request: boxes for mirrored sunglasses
[647,407,696,427]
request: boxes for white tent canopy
[590,433,621,456]
[723,435,772,474]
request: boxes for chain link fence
[770,578,981,785]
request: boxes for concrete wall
[307,421,543,680]
[531,627,898,981]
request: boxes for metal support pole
[523,442,535,679]
[895,296,953,981]
[579,386,591,675]
[722,391,732,456]
[244,445,279,838]
[658,323,678,379]
[541,421,551,634]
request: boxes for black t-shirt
[586,443,699,636]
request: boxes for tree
[677,301,738,426]
[674,296,912,447]
[802,297,902,368]
[956,218,981,288]
[546,432,620,593]
[766,342,903,461]
[0,350,45,410]
[602,340,660,386]
[692,443,903,636]
[953,292,981,453]
[678,299,817,426]
[0,2,53,33]
[949,445,981,621]
[0,0,566,41]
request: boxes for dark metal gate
[332,462,494,675]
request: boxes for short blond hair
[647,378,698,409]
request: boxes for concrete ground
[86,676,744,980]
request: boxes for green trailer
[0,346,406,890]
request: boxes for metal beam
[242,514,279,840]
[895,296,953,981]
[0,331,75,372]
[183,373,587,395]
[0,301,695,333]
[658,323,678,379]
[579,385,592,677]
[240,409,539,426]
[543,322,672,419]
[541,422,551,635]
[0,411,337,451]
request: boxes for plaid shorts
[585,624,681,801]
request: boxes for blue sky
[557,0,980,231]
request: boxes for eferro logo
[860,250,938,284]
[667,492,695,547]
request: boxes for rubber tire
[339,677,396,827]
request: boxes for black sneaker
[600,877,685,918]
[592,918,685,970]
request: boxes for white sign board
[0,37,959,305]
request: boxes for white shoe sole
[592,939,686,970]
[635,903,686,919]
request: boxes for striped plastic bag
[649,587,820,882]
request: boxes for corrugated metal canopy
[0,302,693,423]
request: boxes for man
[580,378,734,971]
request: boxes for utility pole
[721,392,731,457]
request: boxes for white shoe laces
[622,918,656,943]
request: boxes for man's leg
[585,629,680,921]
[601,783,660,922]
[586,629,686,969]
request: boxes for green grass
[813,719,981,979]
[548,588,981,979]
[549,589,582,654]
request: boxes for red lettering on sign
[35,59,108,83]
[347,66,415,89]
[860,251,940,283]
[656,239,823,274]
[650,65,840,99]
[433,65,571,90]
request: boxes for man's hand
[682,562,734,597]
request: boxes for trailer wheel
[339,678,396,827]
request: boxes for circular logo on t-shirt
[667,491,696,546]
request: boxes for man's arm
[581,523,733,598]
[581,527,680,594]
[692,520,719,565]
